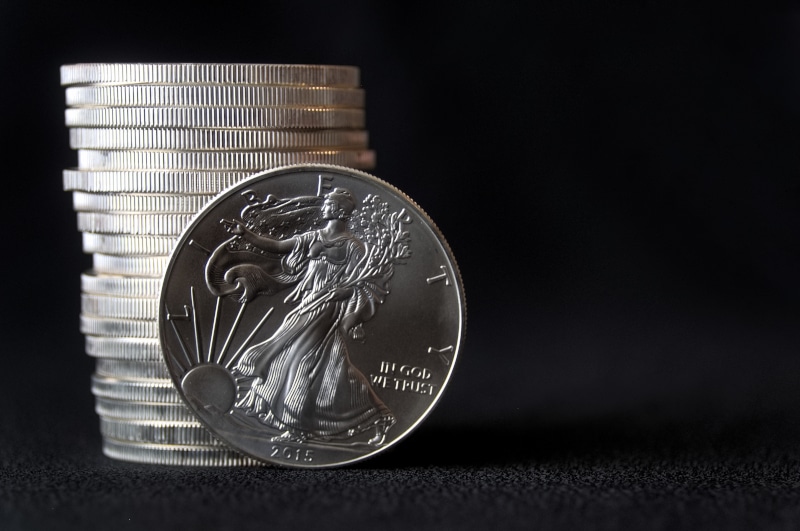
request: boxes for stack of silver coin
[61,63,374,465]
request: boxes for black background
[2,2,800,530]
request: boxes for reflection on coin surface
[159,164,466,468]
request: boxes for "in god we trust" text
[370,361,438,396]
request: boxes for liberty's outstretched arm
[222,219,297,254]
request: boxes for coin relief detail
[159,165,465,467]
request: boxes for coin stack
[61,63,374,465]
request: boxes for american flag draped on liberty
[205,186,412,446]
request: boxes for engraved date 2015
[270,445,314,463]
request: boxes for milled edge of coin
[64,169,260,194]
[101,437,264,466]
[85,336,162,360]
[65,107,366,129]
[66,85,365,108]
[99,417,224,446]
[73,191,215,213]
[82,271,161,298]
[77,212,196,235]
[91,373,181,403]
[80,315,158,338]
[157,163,467,468]
[69,128,369,151]
[95,359,171,380]
[81,293,159,320]
[60,63,360,87]
[76,149,376,171]
[94,396,196,421]
[92,254,169,277]
[82,234,178,256]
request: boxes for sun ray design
[166,294,275,375]
[190,286,202,365]
[226,307,274,370]
[165,304,193,371]
[217,300,248,367]
[207,296,222,364]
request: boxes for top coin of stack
[61,63,374,465]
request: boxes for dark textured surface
[3,1,800,529]
[4,379,800,531]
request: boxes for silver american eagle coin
[158,164,466,467]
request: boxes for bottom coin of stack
[82,271,262,465]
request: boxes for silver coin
[66,85,365,108]
[82,271,161,298]
[99,418,223,446]
[73,192,214,213]
[77,212,195,235]
[60,63,360,87]
[76,149,376,171]
[69,128,369,151]
[91,373,180,402]
[65,107,366,129]
[82,233,178,256]
[64,169,264,194]
[85,336,162,360]
[92,254,169,277]
[159,164,466,468]
[80,314,158,338]
[81,293,158,320]
[101,437,263,466]
[94,396,194,421]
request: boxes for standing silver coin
[159,164,466,468]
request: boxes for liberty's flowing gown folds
[225,230,393,439]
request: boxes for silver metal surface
[101,437,263,466]
[69,128,369,151]
[61,62,388,466]
[76,149,376,171]
[99,417,223,446]
[73,192,214,213]
[94,396,194,420]
[64,170,263,194]
[65,107,366,129]
[92,254,169,277]
[159,165,466,468]
[60,63,360,87]
[80,314,158,338]
[91,374,180,402]
[81,293,158,319]
[95,359,171,380]
[85,336,162,360]
[81,271,161,298]
[66,85,365,108]
[82,233,178,256]
[77,212,196,235]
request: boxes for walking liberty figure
[207,186,412,447]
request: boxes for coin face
[158,164,466,468]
